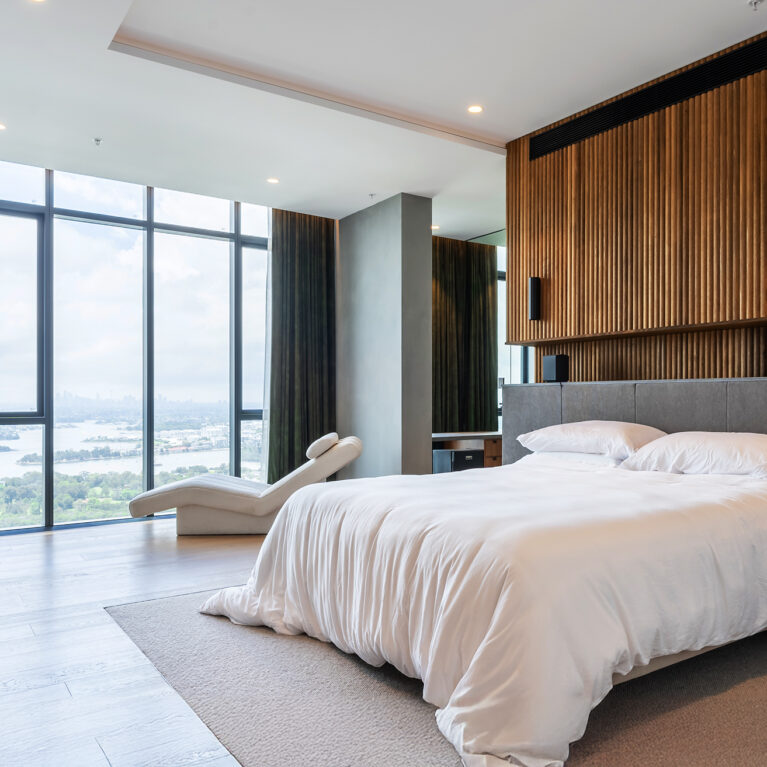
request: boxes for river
[0,420,259,479]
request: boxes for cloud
[0,160,45,206]
[54,172,144,219]
[0,162,270,412]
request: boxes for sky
[0,159,269,413]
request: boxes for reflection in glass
[154,233,230,485]
[497,271,508,409]
[53,220,144,523]
[155,188,231,232]
[0,214,38,411]
[0,159,45,205]
[243,248,268,410]
[0,425,44,529]
[497,245,507,273]
[241,203,269,238]
[241,420,265,481]
[495,246,532,412]
[55,171,144,219]
[525,346,536,382]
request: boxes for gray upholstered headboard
[502,378,767,465]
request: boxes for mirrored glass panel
[497,245,506,273]
[497,278,508,408]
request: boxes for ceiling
[116,0,767,146]
[0,0,764,240]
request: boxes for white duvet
[201,454,767,767]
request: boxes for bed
[201,378,767,767]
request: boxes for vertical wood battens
[507,33,767,382]
[533,328,767,382]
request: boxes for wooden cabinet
[432,432,503,472]
[484,438,502,468]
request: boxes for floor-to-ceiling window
[53,219,144,523]
[0,160,269,531]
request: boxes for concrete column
[336,193,432,478]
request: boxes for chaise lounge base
[174,505,278,535]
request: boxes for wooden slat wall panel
[535,327,767,382]
[506,32,767,383]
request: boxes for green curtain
[432,236,498,433]
[267,209,336,483]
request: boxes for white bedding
[201,454,767,767]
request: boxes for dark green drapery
[267,209,336,483]
[432,236,497,433]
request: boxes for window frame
[0,208,46,419]
[0,169,269,532]
[497,252,531,418]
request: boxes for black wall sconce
[528,277,541,321]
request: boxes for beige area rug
[107,591,767,767]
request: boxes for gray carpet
[107,591,767,767]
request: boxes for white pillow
[517,420,666,460]
[522,451,622,468]
[621,431,767,477]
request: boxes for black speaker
[542,354,569,383]
[528,277,541,321]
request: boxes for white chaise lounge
[129,433,362,535]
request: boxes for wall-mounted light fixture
[528,277,541,321]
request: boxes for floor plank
[0,518,261,767]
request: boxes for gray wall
[336,193,432,478]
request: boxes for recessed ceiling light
[0,124,6,131]
[467,105,483,114]
[266,177,279,184]
[431,225,440,230]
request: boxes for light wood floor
[0,518,263,767]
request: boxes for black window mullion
[143,187,155,492]
[230,201,242,477]
[42,170,54,527]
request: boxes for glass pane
[0,424,43,529]
[497,275,508,410]
[154,233,230,485]
[511,346,522,384]
[53,220,143,523]
[241,203,269,238]
[155,188,231,232]
[243,247,268,409]
[0,159,45,205]
[497,245,507,273]
[55,171,144,219]
[241,420,266,480]
[526,346,536,383]
[0,214,38,411]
